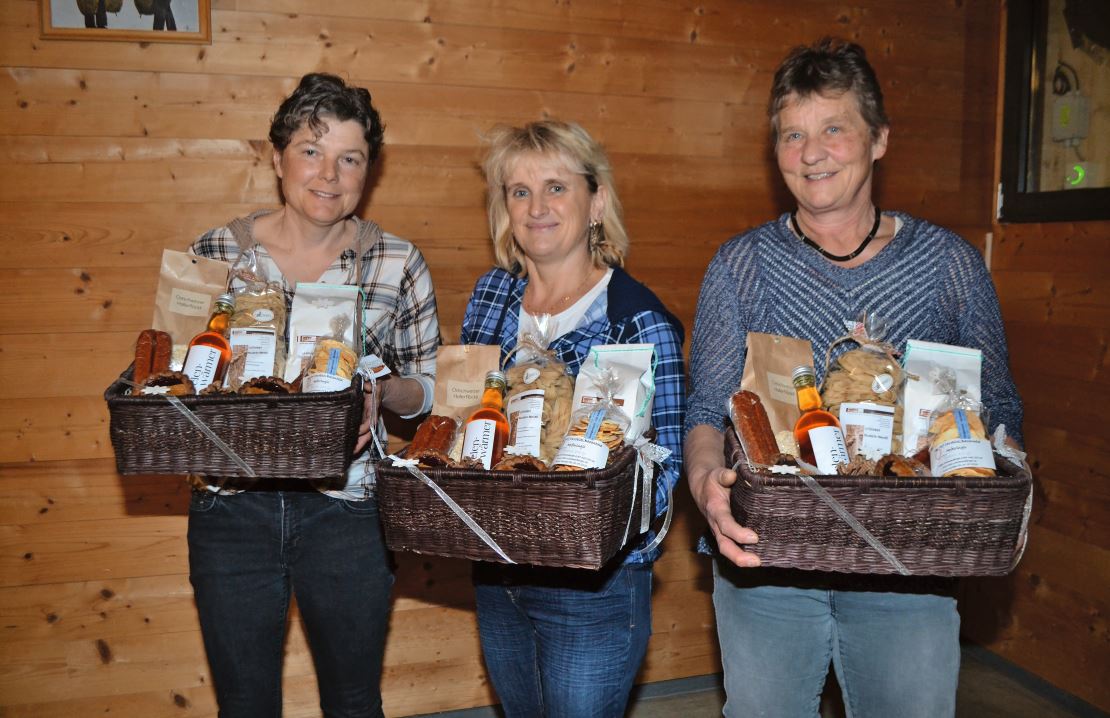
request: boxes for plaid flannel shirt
[461,266,685,564]
[191,211,440,499]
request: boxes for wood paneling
[960,221,1110,711]
[7,0,1104,715]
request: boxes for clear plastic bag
[225,248,286,389]
[503,314,574,463]
[551,367,631,471]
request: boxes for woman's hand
[354,376,429,454]
[685,424,761,567]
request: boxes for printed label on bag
[169,288,212,317]
[552,436,609,470]
[229,328,277,382]
[446,379,484,407]
[766,371,796,405]
[930,439,996,476]
[808,425,850,474]
[302,372,351,393]
[506,389,545,457]
[839,402,895,460]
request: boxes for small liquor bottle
[182,293,236,390]
[461,370,510,470]
[791,365,850,474]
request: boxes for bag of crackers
[551,368,631,471]
[819,312,905,458]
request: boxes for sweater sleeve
[948,242,1024,445]
[685,240,749,435]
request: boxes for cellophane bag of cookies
[552,368,631,471]
[503,314,574,464]
[926,370,996,478]
[225,247,287,390]
[819,313,904,457]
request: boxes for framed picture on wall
[998,0,1110,221]
[39,0,211,44]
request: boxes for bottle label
[552,436,609,470]
[182,345,222,389]
[506,389,545,458]
[229,328,277,382]
[808,425,850,474]
[930,439,996,477]
[463,419,499,470]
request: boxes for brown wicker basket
[377,446,649,570]
[725,430,1031,576]
[104,366,363,478]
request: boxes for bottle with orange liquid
[461,370,510,470]
[182,293,235,390]
[791,364,849,474]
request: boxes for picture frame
[39,0,211,44]
[998,0,1110,222]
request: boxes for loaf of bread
[132,329,172,385]
[729,390,782,466]
[408,415,459,467]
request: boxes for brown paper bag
[152,249,230,369]
[740,332,813,437]
[431,345,501,423]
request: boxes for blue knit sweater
[685,212,1023,444]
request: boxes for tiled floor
[414,644,1106,718]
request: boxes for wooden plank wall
[960,218,1110,710]
[4,0,1103,715]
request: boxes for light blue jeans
[713,559,960,718]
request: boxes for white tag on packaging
[808,426,850,474]
[552,436,609,470]
[839,402,895,459]
[506,388,545,458]
[931,439,997,476]
[766,371,796,405]
[228,327,277,383]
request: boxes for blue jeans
[712,560,960,718]
[474,563,653,718]
[188,487,394,718]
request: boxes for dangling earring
[588,219,603,252]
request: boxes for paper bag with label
[740,332,812,438]
[431,344,501,423]
[152,249,230,370]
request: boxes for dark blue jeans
[188,487,394,718]
[474,562,653,718]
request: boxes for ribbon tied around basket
[388,436,673,566]
[733,421,1034,576]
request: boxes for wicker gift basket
[725,429,1032,576]
[376,445,653,570]
[104,366,363,479]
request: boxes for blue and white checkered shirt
[461,266,686,564]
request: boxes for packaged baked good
[551,368,630,471]
[408,415,460,467]
[284,283,360,383]
[901,339,982,456]
[819,313,904,456]
[926,372,996,478]
[503,315,574,464]
[226,247,286,389]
